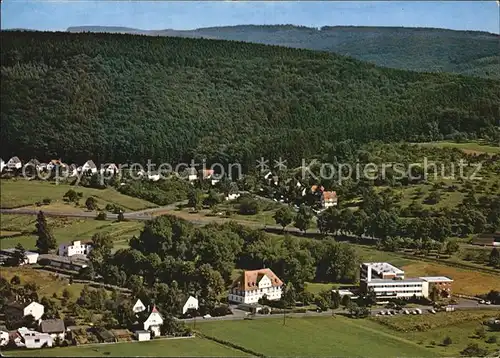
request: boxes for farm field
[419,141,500,155]
[0,179,156,210]
[373,311,500,357]
[8,337,247,357]
[197,316,436,357]
[0,214,143,249]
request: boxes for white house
[186,167,198,182]
[225,193,241,201]
[58,240,92,257]
[7,156,22,170]
[24,159,41,172]
[81,160,97,174]
[135,330,151,342]
[228,269,283,304]
[100,163,119,175]
[4,302,44,322]
[0,330,9,346]
[67,164,78,177]
[46,159,65,171]
[143,305,163,337]
[0,158,5,172]
[181,296,199,315]
[0,248,38,265]
[148,173,161,182]
[133,299,146,314]
[18,328,54,349]
[39,319,66,340]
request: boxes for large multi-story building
[360,262,453,300]
[228,268,283,304]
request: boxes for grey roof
[40,319,65,333]
[367,278,424,284]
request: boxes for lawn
[1,267,86,300]
[0,179,156,210]
[419,141,500,155]
[197,316,436,357]
[0,214,144,250]
[8,337,247,357]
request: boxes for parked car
[485,301,491,305]
[429,309,436,314]
[203,314,212,319]
[480,300,486,304]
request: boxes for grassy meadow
[8,337,247,357]
[0,179,156,210]
[419,141,500,155]
[0,214,143,250]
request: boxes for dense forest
[1,31,499,167]
[67,25,500,79]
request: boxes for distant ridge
[65,24,500,79]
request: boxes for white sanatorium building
[228,268,283,304]
[359,262,453,300]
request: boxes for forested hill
[1,31,499,167]
[67,25,500,79]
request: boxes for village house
[46,159,65,171]
[225,192,241,201]
[0,158,5,172]
[200,169,219,185]
[186,167,198,182]
[40,319,66,340]
[307,185,338,208]
[4,301,45,321]
[80,160,97,174]
[58,240,93,257]
[228,268,283,304]
[100,163,119,175]
[181,295,199,315]
[67,164,78,177]
[6,156,22,170]
[143,305,163,337]
[132,299,146,314]
[0,329,9,346]
[18,327,54,349]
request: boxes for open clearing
[8,337,247,357]
[197,316,436,357]
[401,261,500,296]
[0,179,156,210]
[419,141,500,155]
[0,214,144,249]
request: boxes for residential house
[6,156,22,170]
[58,240,93,257]
[4,301,45,321]
[181,296,199,315]
[225,193,241,201]
[40,319,66,340]
[18,327,54,349]
[200,169,219,185]
[135,330,151,342]
[0,330,9,346]
[24,159,41,172]
[9,331,23,348]
[148,172,161,182]
[100,163,119,175]
[186,167,198,182]
[322,191,338,208]
[132,299,146,314]
[228,268,283,304]
[0,158,5,172]
[81,160,97,174]
[46,159,64,171]
[0,248,39,265]
[143,305,163,337]
[67,164,78,177]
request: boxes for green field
[0,214,144,250]
[7,337,247,357]
[0,179,156,210]
[419,141,500,154]
[197,316,436,357]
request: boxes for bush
[485,335,497,344]
[96,212,107,220]
[442,336,452,346]
[460,343,488,357]
[475,325,486,339]
[42,198,51,205]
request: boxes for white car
[403,310,409,315]
[485,301,491,305]
[429,309,436,314]
[480,300,486,304]
[203,314,212,319]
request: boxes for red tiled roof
[231,269,283,291]
[151,305,159,313]
[323,191,337,200]
[311,185,324,193]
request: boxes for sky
[1,1,499,34]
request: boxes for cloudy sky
[2,1,499,34]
